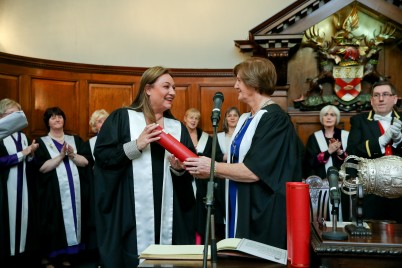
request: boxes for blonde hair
[319,105,340,125]
[0,98,21,115]
[184,108,200,119]
[89,109,109,132]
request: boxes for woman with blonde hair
[0,98,39,266]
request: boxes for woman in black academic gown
[183,107,224,244]
[0,99,39,266]
[184,57,304,250]
[79,109,109,265]
[35,107,89,268]
[93,66,196,268]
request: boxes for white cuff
[124,140,142,160]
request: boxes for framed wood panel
[0,74,19,102]
[31,78,79,137]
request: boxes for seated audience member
[184,57,303,249]
[347,80,402,223]
[305,105,349,221]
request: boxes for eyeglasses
[372,92,395,99]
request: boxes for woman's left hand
[184,156,211,179]
[168,155,185,171]
[66,144,76,159]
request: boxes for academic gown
[305,127,351,221]
[79,137,98,250]
[232,104,303,249]
[35,135,90,254]
[93,108,196,268]
[347,110,402,223]
[0,133,39,258]
[193,128,225,241]
[305,127,347,179]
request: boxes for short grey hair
[319,105,340,125]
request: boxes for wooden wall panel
[31,78,78,137]
[289,109,354,146]
[198,85,245,133]
[88,83,136,135]
[0,74,19,102]
[0,52,365,145]
[171,85,191,122]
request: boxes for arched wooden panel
[0,74,19,102]
[31,78,78,137]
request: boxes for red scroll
[154,125,198,162]
[286,182,310,267]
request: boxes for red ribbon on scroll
[286,182,310,267]
[154,125,198,162]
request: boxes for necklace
[251,98,274,117]
[48,132,65,144]
[260,98,274,109]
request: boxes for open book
[139,238,287,265]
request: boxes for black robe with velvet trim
[93,108,196,268]
[236,104,303,249]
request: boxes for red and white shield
[333,65,363,102]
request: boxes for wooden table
[139,257,290,267]
[311,221,402,267]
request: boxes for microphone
[211,92,224,126]
[322,166,348,241]
[327,166,341,206]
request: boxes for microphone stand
[202,118,219,268]
[322,198,348,240]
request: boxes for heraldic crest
[297,4,397,112]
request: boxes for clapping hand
[390,118,402,143]
[22,139,39,157]
[328,138,342,154]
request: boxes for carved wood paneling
[0,74,19,102]
[87,82,136,135]
[0,52,364,146]
[0,53,254,141]
[170,84,191,123]
[289,109,354,145]
[31,78,79,136]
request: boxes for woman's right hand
[136,123,162,151]
[328,140,341,154]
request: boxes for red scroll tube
[286,182,310,267]
[154,125,198,162]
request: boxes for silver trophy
[339,155,402,198]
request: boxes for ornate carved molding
[234,0,402,55]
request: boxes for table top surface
[311,221,402,256]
